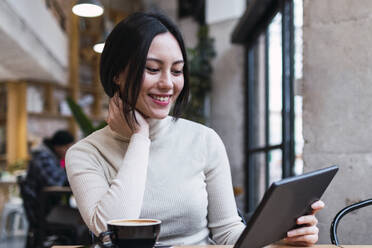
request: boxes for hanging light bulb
[93,42,105,53]
[72,0,104,18]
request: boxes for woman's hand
[283,200,325,246]
[106,93,149,138]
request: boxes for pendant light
[72,0,104,18]
[93,42,105,53]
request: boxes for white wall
[209,18,245,209]
[303,0,372,244]
[206,0,245,24]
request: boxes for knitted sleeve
[65,133,151,236]
[204,128,246,244]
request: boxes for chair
[0,197,28,241]
[17,175,89,247]
[330,198,372,245]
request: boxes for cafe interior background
[0,0,371,246]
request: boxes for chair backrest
[330,198,372,245]
[17,175,39,229]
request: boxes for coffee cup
[99,218,161,248]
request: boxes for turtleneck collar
[148,116,172,140]
[107,116,172,142]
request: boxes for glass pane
[248,43,267,149]
[268,13,283,146]
[294,0,303,80]
[268,149,282,186]
[294,0,304,175]
[294,96,304,175]
[249,152,267,207]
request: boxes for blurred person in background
[21,130,89,247]
[24,130,74,211]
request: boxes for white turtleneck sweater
[65,116,245,245]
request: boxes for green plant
[66,97,106,137]
[184,25,216,124]
[7,159,27,174]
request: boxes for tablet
[234,165,339,248]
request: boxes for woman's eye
[172,70,183,76]
[146,67,159,73]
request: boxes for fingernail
[287,231,294,237]
[312,201,324,208]
[297,217,303,223]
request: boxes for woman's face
[135,32,185,119]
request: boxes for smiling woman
[65,12,323,247]
[99,12,189,130]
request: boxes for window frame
[234,0,296,213]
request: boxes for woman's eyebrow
[147,57,184,65]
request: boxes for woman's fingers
[283,200,324,246]
[286,226,319,246]
[296,214,318,226]
[107,95,131,137]
[311,200,325,214]
[287,225,319,238]
[285,234,319,246]
[285,216,319,246]
[107,94,149,138]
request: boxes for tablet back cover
[234,165,338,248]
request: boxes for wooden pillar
[92,55,102,118]
[68,0,80,137]
[44,84,57,114]
[6,82,28,165]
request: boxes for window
[232,0,302,213]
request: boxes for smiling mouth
[149,94,171,102]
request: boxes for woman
[66,12,323,246]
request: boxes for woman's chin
[147,112,169,119]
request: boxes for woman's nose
[158,72,173,89]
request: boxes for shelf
[27,80,70,91]
[28,112,72,120]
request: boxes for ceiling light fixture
[72,0,104,18]
[93,42,105,53]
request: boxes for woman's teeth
[151,95,170,102]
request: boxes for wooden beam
[44,84,57,114]
[68,0,80,137]
[6,82,28,165]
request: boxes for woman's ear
[113,75,121,86]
